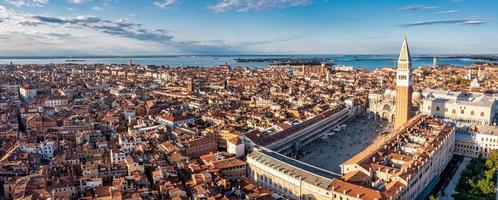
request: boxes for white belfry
[466,67,472,80]
[432,56,437,68]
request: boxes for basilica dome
[412,90,423,105]
[412,90,423,101]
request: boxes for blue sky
[0,0,496,55]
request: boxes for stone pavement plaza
[298,118,392,173]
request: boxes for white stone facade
[420,89,497,126]
[455,126,498,158]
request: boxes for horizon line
[0,54,497,59]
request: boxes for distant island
[235,58,334,66]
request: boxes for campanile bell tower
[394,35,413,128]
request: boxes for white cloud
[68,0,85,4]
[153,0,176,9]
[399,18,488,26]
[0,5,299,55]
[399,5,437,12]
[0,5,175,55]
[208,0,310,13]
[433,9,459,14]
[0,31,169,56]
[5,0,48,7]
[0,5,289,55]
[92,6,103,11]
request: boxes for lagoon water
[0,55,485,70]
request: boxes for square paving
[297,118,392,173]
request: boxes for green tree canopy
[485,150,498,169]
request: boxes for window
[461,110,464,114]
[452,109,456,114]
[471,111,475,116]
[436,107,440,111]
[481,112,485,117]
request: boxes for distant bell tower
[394,35,413,129]
[432,56,437,68]
[477,66,482,81]
[466,67,472,80]
[187,78,194,93]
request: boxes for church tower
[432,56,437,68]
[466,67,472,80]
[187,78,194,93]
[394,35,413,128]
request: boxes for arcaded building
[420,89,498,126]
[368,89,423,123]
[367,90,397,122]
[247,148,341,200]
[455,126,498,158]
[340,115,455,200]
[247,115,455,200]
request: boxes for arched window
[471,111,475,116]
[452,109,456,114]
[461,110,464,114]
[436,107,440,111]
[481,112,485,116]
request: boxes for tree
[466,178,479,194]
[486,150,498,169]
[457,157,497,198]
[484,168,496,180]
[476,178,496,195]
[429,194,439,200]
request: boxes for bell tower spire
[398,34,411,65]
[394,34,413,128]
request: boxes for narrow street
[0,143,19,163]
[441,157,470,200]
